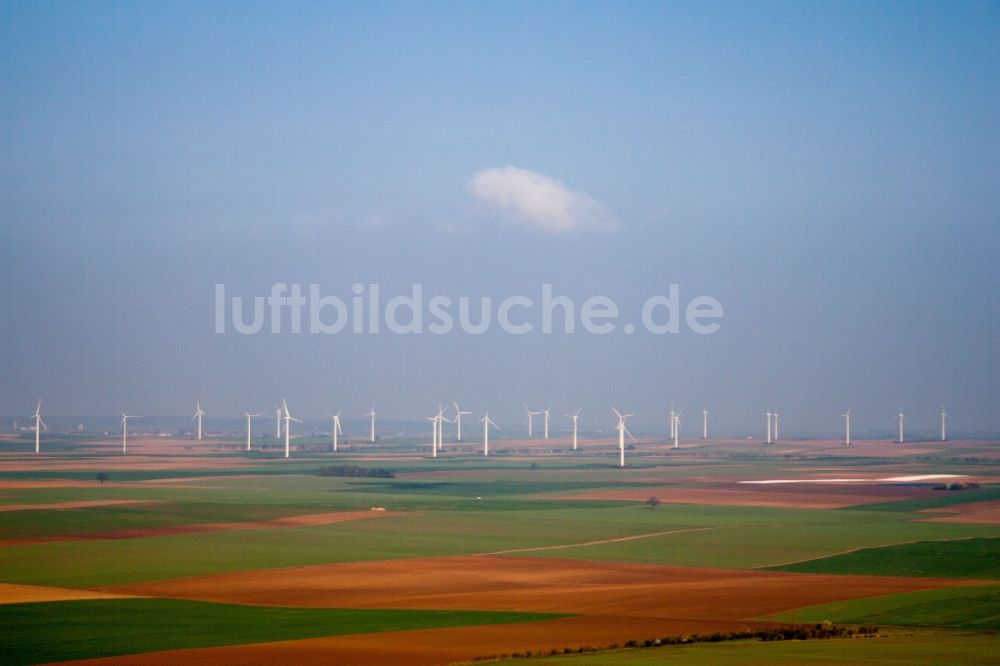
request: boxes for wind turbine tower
[773,413,780,441]
[453,402,471,442]
[33,399,47,454]
[898,408,905,444]
[702,409,708,440]
[427,414,439,458]
[244,411,263,451]
[843,410,852,446]
[427,405,450,457]
[282,399,302,458]
[120,413,139,453]
[193,401,205,440]
[368,406,376,444]
[565,409,581,450]
[766,411,773,444]
[481,412,499,456]
[523,403,541,439]
[543,406,551,439]
[330,411,343,452]
[673,411,681,449]
[940,406,949,441]
[612,407,635,468]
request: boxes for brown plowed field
[0,510,399,545]
[115,555,971,616]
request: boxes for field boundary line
[476,526,727,556]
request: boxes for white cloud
[468,166,617,233]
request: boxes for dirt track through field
[0,499,159,512]
[479,526,727,555]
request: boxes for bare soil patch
[919,499,1000,525]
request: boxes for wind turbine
[120,413,139,453]
[940,406,949,441]
[765,411,773,444]
[282,399,302,459]
[244,411,263,451]
[672,410,681,449]
[427,405,451,457]
[368,406,376,444]
[427,414,439,458]
[897,408,905,444]
[669,407,676,442]
[542,406,551,439]
[452,402,471,442]
[481,412,499,456]
[702,408,708,440]
[275,407,282,439]
[523,403,541,439]
[192,401,205,440]
[330,411,343,452]
[33,399,47,454]
[565,409,581,450]
[612,407,636,468]
[773,412,780,441]
[842,409,852,446]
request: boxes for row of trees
[473,624,878,662]
[319,465,394,478]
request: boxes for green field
[768,537,1000,579]
[770,584,1000,630]
[0,598,562,664]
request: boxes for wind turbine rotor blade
[612,407,622,418]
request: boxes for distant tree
[96,472,109,485]
[646,496,661,508]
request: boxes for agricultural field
[1,434,999,664]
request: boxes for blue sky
[2,1,998,436]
